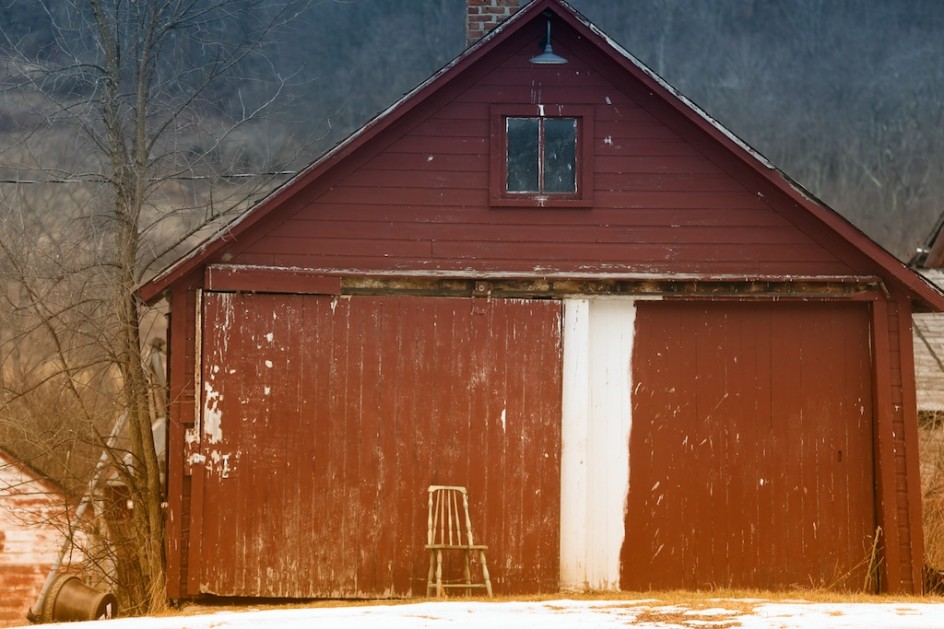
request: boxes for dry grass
[920,424,944,573]
[167,587,942,618]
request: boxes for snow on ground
[15,598,944,629]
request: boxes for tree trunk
[114,188,167,612]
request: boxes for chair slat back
[427,485,476,547]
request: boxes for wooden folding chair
[425,485,493,597]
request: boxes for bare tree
[0,0,313,614]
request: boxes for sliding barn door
[191,293,562,597]
[623,301,875,590]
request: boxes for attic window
[490,105,593,208]
[507,117,576,193]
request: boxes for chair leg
[463,549,472,596]
[427,550,436,597]
[435,549,444,597]
[479,550,493,598]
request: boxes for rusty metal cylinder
[37,573,118,623]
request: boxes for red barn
[139,0,944,599]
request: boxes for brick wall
[466,0,522,45]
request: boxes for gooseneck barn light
[529,19,568,65]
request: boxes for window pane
[506,118,539,192]
[544,118,577,193]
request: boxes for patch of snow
[22,599,944,629]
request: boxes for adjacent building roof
[911,218,944,412]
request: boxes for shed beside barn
[139,0,944,599]
[0,450,73,626]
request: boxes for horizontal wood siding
[228,27,857,279]
[192,293,561,597]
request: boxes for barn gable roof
[138,0,944,311]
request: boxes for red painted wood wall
[227,18,874,280]
[183,293,561,597]
[625,301,875,590]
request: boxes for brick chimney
[466,0,523,46]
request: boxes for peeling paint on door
[203,381,224,444]
[560,297,654,591]
[193,292,563,598]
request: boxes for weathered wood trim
[205,265,341,295]
[164,286,186,599]
[186,289,206,596]
[341,276,885,300]
[871,298,902,592]
[896,295,926,592]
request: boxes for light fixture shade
[530,20,568,65]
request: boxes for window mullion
[537,118,546,194]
